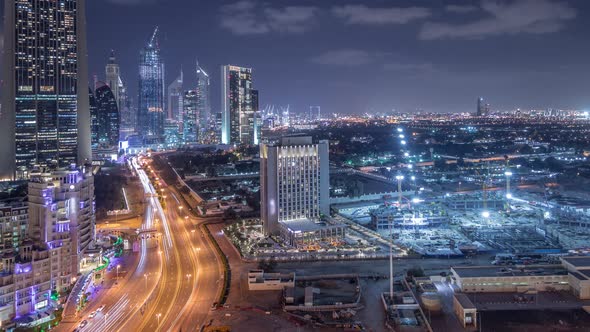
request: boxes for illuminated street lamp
[116,264,121,279]
[156,313,162,326]
[505,170,513,211]
[481,211,490,219]
[395,175,404,206]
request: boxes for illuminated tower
[221,65,258,145]
[195,61,211,142]
[138,27,165,143]
[0,0,92,179]
[167,69,184,121]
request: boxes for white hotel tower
[260,136,330,236]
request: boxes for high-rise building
[0,0,92,179]
[164,119,181,148]
[309,106,321,121]
[183,90,198,145]
[221,65,259,145]
[95,83,120,148]
[105,50,121,109]
[477,97,486,117]
[167,69,184,122]
[28,167,95,286]
[252,89,260,145]
[105,50,128,139]
[195,61,211,143]
[260,136,330,236]
[138,27,165,144]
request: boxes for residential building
[28,168,95,282]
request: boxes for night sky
[7,0,590,114]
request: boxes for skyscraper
[105,50,128,138]
[167,69,184,122]
[95,83,120,148]
[260,136,330,236]
[252,89,260,145]
[0,0,92,179]
[195,61,211,143]
[138,27,165,144]
[309,106,321,121]
[221,65,258,145]
[105,50,121,109]
[183,90,198,145]
[477,97,485,117]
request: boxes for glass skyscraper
[167,69,184,122]
[0,0,92,179]
[95,84,120,148]
[221,65,259,145]
[195,62,211,143]
[183,90,198,145]
[138,27,165,144]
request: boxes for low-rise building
[247,270,295,291]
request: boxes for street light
[156,313,162,326]
[395,175,404,206]
[116,264,121,279]
[481,211,490,218]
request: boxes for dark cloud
[332,5,431,25]
[420,0,576,40]
[445,4,478,13]
[310,49,373,66]
[220,1,318,35]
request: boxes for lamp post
[505,170,513,212]
[395,175,404,207]
[116,264,121,279]
[156,313,161,326]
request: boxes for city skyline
[46,0,590,115]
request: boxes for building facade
[28,168,95,280]
[0,168,95,326]
[0,0,92,179]
[183,90,198,145]
[105,50,129,138]
[221,65,258,145]
[167,70,184,122]
[95,84,120,148]
[138,27,165,144]
[260,136,330,236]
[195,62,211,143]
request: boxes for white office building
[261,137,343,246]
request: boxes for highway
[117,157,221,331]
[61,156,222,331]
[59,158,164,332]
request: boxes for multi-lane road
[61,157,222,331]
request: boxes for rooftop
[279,218,343,233]
[562,256,590,269]
[452,265,567,278]
[454,293,476,310]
